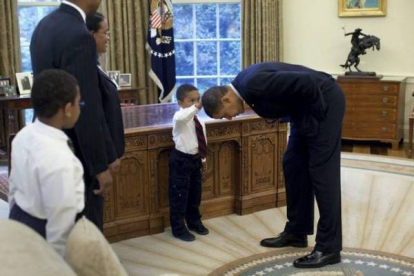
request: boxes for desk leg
[7,109,19,136]
[409,117,414,158]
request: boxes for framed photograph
[339,0,386,17]
[107,70,121,88]
[15,72,33,95]
[119,73,132,87]
[0,77,11,87]
[0,85,16,97]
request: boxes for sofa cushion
[0,219,76,276]
[65,217,128,276]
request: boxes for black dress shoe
[294,250,341,268]
[173,230,196,242]
[188,224,209,235]
[260,232,307,248]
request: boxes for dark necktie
[194,115,207,158]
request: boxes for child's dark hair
[176,84,198,101]
[31,69,78,118]
[86,12,105,32]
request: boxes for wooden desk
[104,103,288,242]
[118,87,148,102]
[0,95,30,153]
[0,87,148,152]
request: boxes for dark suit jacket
[231,62,333,122]
[98,67,125,159]
[30,4,112,176]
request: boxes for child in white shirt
[9,69,84,257]
[169,84,209,242]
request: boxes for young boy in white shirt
[9,69,85,257]
[169,84,209,242]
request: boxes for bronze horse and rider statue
[340,28,380,75]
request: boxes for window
[18,1,61,124]
[18,1,62,73]
[173,1,241,94]
[17,1,242,101]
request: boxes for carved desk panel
[104,103,287,242]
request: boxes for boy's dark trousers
[169,149,203,236]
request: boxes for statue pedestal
[345,71,377,76]
[338,73,383,81]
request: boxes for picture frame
[0,85,16,97]
[339,0,386,17]
[119,73,132,87]
[15,72,33,95]
[107,70,121,88]
[0,77,11,87]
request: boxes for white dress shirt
[8,119,85,257]
[172,105,207,160]
[62,0,86,22]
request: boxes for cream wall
[282,0,414,142]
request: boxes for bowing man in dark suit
[86,12,125,161]
[30,0,116,231]
[202,62,345,269]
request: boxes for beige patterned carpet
[209,248,414,276]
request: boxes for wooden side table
[409,114,414,158]
[337,77,406,150]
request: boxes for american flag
[151,10,162,29]
[147,0,176,102]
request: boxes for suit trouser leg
[308,87,345,253]
[283,127,315,236]
[185,159,202,226]
[84,178,103,231]
[169,150,191,235]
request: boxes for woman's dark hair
[86,12,105,32]
[31,69,78,118]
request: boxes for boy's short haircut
[176,84,198,101]
[31,69,78,118]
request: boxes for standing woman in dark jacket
[86,13,125,161]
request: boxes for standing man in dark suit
[202,62,345,269]
[30,0,118,231]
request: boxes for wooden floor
[341,140,412,159]
[112,153,414,275]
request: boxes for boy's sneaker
[188,224,209,235]
[173,230,196,242]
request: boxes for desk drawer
[346,94,397,107]
[339,82,399,95]
[342,122,396,139]
[344,107,397,123]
